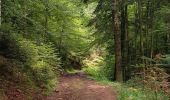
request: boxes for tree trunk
[44,0,49,37]
[121,2,129,81]
[0,0,1,26]
[112,0,123,82]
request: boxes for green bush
[1,33,61,92]
[83,54,115,81]
[100,55,115,80]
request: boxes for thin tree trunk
[112,0,123,82]
[167,33,170,53]
[121,1,129,81]
[134,2,138,63]
[44,0,49,37]
[0,0,1,26]
[138,0,144,59]
[59,27,64,54]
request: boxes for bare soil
[45,73,117,100]
[0,73,117,100]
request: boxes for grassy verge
[83,66,169,100]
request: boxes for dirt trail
[45,73,117,100]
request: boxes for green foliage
[131,65,169,94]
[83,54,104,79]
[2,0,92,68]
[83,68,169,100]
[83,66,100,78]
[1,0,170,99]
[1,0,92,94]
[126,59,170,99]
[0,33,60,92]
[83,53,115,80]
[88,0,170,81]
[162,55,170,64]
[118,86,169,100]
[100,55,115,80]
[14,34,60,91]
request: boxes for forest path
[45,73,117,100]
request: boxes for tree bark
[121,2,129,81]
[0,0,1,26]
[44,0,49,37]
[112,0,123,82]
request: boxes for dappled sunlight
[0,0,170,99]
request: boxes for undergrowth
[83,54,115,80]
[0,33,61,98]
[84,67,169,100]
[83,54,170,100]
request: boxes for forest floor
[45,72,117,100]
[0,72,117,100]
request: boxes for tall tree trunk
[112,0,123,82]
[44,0,49,37]
[59,27,64,54]
[134,2,138,63]
[0,0,1,26]
[121,2,129,81]
[167,33,170,53]
[138,0,144,60]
